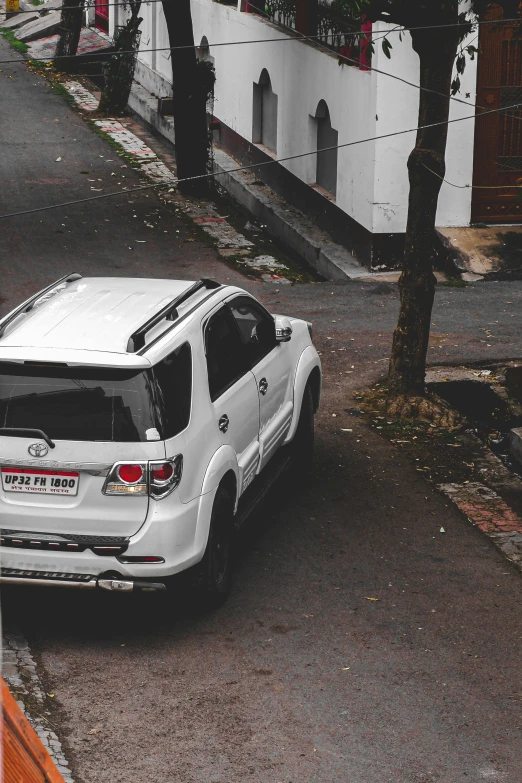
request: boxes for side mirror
[275,316,292,343]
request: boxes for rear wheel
[193,484,234,610]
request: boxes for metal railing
[317,1,361,57]
[263,0,296,30]
[253,0,363,62]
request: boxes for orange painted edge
[2,677,67,783]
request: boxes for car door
[228,296,293,471]
[204,304,260,496]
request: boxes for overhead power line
[422,162,522,190]
[0,101,520,221]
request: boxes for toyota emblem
[28,443,49,458]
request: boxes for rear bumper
[0,489,217,584]
[0,568,166,592]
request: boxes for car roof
[0,277,217,367]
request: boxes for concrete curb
[439,482,522,571]
[213,148,367,281]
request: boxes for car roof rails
[0,273,82,340]
[127,278,222,353]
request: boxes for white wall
[190,0,378,233]
[127,2,478,234]
[371,21,478,233]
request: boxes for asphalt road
[1,37,522,783]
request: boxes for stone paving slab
[16,10,61,42]
[26,26,110,60]
[63,80,99,111]
[94,119,158,160]
[140,159,177,184]
[0,11,39,29]
[26,32,58,60]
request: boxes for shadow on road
[1,456,319,643]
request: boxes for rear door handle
[218,414,229,433]
[259,378,268,396]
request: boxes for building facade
[100,0,521,266]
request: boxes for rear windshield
[0,363,161,443]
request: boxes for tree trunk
[98,4,142,116]
[162,0,211,196]
[388,22,461,396]
[55,0,86,71]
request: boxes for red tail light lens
[149,455,183,499]
[117,464,144,484]
[151,462,174,483]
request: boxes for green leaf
[451,76,461,96]
[382,38,393,59]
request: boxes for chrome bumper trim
[0,570,166,592]
[0,575,98,589]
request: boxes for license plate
[1,468,79,496]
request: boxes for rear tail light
[151,462,174,483]
[118,464,144,484]
[102,457,182,498]
[149,456,183,499]
[103,462,148,496]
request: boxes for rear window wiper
[0,428,56,449]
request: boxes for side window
[153,342,192,439]
[205,306,248,401]
[228,296,277,368]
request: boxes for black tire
[192,484,234,610]
[290,383,315,477]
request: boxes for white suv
[0,275,321,604]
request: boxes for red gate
[472,3,522,223]
[95,0,109,33]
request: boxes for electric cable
[0,99,520,221]
[422,161,522,189]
